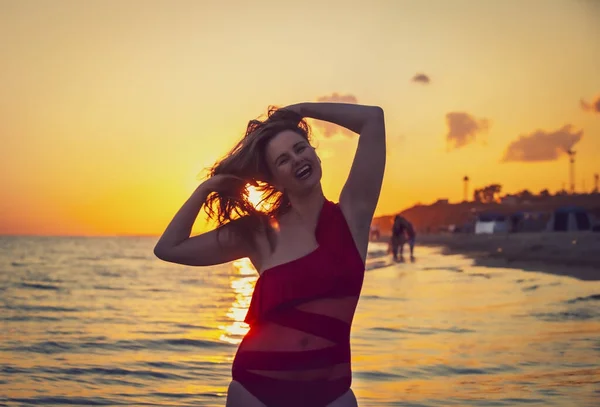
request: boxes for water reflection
[219,258,257,345]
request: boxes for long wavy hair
[203,106,313,249]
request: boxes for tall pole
[568,150,576,194]
[594,173,599,193]
[463,176,469,202]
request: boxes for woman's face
[264,130,322,195]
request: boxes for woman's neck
[285,184,325,221]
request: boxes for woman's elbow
[153,244,171,262]
[365,106,384,126]
[369,105,384,118]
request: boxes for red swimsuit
[232,199,365,407]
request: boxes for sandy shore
[378,232,600,281]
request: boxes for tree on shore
[473,184,502,203]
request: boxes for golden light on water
[219,257,257,345]
[215,186,275,344]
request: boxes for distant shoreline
[376,231,600,281]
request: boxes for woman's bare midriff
[239,323,335,352]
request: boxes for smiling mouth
[294,164,312,180]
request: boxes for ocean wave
[142,288,172,292]
[355,370,407,381]
[2,315,61,322]
[110,255,150,261]
[470,273,492,279]
[4,337,234,355]
[179,278,210,286]
[360,295,408,301]
[5,396,122,406]
[1,304,82,313]
[17,282,61,291]
[1,365,28,374]
[418,363,518,377]
[93,285,126,291]
[38,365,191,381]
[370,326,475,335]
[515,278,538,283]
[174,323,213,330]
[533,309,599,322]
[565,294,600,304]
[95,270,122,278]
[6,340,75,354]
[142,361,187,370]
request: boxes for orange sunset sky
[1,0,599,236]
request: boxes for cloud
[445,112,489,150]
[501,124,583,162]
[313,93,358,137]
[580,95,600,114]
[317,93,358,104]
[412,73,431,84]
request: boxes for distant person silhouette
[390,215,416,262]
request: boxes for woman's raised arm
[284,102,386,259]
[154,175,257,267]
[287,102,385,220]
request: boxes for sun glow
[246,185,263,207]
[245,185,273,212]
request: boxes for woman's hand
[281,103,306,116]
[266,104,306,125]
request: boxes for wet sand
[379,232,600,281]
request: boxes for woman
[154,102,386,407]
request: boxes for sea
[1,236,599,407]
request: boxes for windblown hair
[203,106,313,249]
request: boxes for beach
[400,231,600,281]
